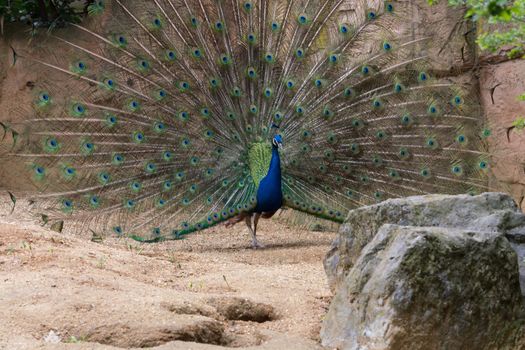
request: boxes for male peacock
[4,0,490,248]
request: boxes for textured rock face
[324,192,525,291]
[321,193,525,350]
[321,224,524,350]
[480,59,525,211]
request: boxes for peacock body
[4,0,490,246]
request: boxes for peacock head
[272,134,283,149]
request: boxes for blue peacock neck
[268,144,282,184]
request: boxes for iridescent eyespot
[401,114,413,126]
[82,141,95,154]
[214,21,224,31]
[112,153,124,165]
[39,92,50,102]
[209,78,220,88]
[157,89,167,99]
[106,114,117,127]
[103,78,115,89]
[339,23,350,34]
[231,87,242,97]
[63,167,76,178]
[372,98,383,108]
[451,165,463,175]
[426,137,438,149]
[72,103,86,117]
[398,148,410,159]
[62,199,74,211]
[297,14,308,24]
[219,54,231,65]
[131,181,142,191]
[394,83,404,93]
[138,59,150,70]
[34,166,45,176]
[343,87,354,97]
[243,2,253,11]
[201,108,210,118]
[133,131,145,143]
[129,100,140,110]
[162,151,173,161]
[125,199,136,209]
[264,53,274,63]
[179,81,190,91]
[328,54,339,64]
[117,35,127,46]
[456,134,467,144]
[247,33,256,44]
[420,168,431,178]
[145,162,157,173]
[246,67,257,78]
[192,48,202,58]
[166,50,177,61]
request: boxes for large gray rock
[321,224,524,350]
[324,193,525,292]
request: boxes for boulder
[321,224,524,350]
[324,193,525,292]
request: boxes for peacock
[3,0,491,248]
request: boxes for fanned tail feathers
[5,0,490,241]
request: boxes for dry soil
[0,194,335,350]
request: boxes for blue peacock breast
[254,147,283,213]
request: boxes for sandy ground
[0,194,336,350]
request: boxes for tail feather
[3,0,490,241]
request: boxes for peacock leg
[251,213,264,249]
[244,214,257,249]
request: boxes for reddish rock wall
[480,59,525,210]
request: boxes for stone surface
[324,192,525,291]
[480,59,525,212]
[321,223,524,350]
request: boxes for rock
[43,330,61,343]
[321,224,524,350]
[324,192,525,291]
[480,59,525,212]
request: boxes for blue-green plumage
[255,136,283,214]
[4,0,490,248]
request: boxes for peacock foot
[251,239,265,250]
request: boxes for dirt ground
[0,194,335,350]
